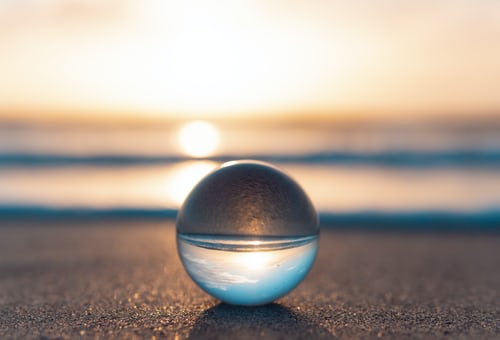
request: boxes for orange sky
[1,0,499,123]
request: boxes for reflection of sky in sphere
[177,236,318,306]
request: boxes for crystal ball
[176,160,319,306]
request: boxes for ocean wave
[1,205,499,230]
[1,150,500,167]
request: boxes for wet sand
[0,219,499,339]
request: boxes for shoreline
[1,208,500,232]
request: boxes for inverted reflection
[177,234,318,305]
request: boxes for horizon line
[1,108,500,128]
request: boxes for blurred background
[1,0,499,228]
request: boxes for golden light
[0,1,353,119]
[2,1,500,120]
[164,161,217,206]
[178,121,220,158]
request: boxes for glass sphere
[176,160,319,306]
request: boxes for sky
[1,0,499,123]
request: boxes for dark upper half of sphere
[176,160,318,237]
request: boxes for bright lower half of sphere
[177,233,318,306]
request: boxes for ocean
[1,122,499,229]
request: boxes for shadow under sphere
[187,303,332,339]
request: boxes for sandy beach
[0,218,498,339]
[2,0,500,338]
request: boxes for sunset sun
[178,121,220,158]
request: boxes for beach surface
[0,219,499,339]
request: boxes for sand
[0,219,499,339]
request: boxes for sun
[178,121,220,158]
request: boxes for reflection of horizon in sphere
[177,160,318,237]
[176,160,319,306]
[177,234,318,306]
